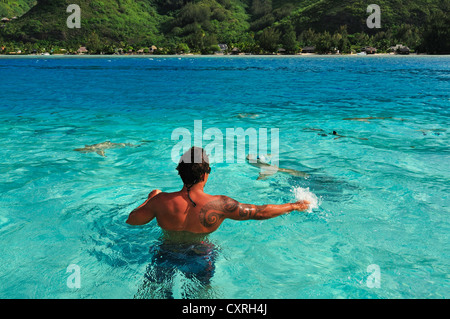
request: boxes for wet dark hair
[176,147,210,187]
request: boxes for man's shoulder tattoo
[199,196,238,228]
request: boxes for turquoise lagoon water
[0,55,448,298]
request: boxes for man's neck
[182,183,205,192]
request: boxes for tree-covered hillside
[0,0,448,54]
[0,0,36,17]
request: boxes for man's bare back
[126,177,310,234]
[127,147,309,234]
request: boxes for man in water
[126,147,310,232]
[127,147,309,298]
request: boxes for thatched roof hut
[363,46,377,54]
[389,44,410,55]
[231,47,240,55]
[77,47,88,54]
[398,46,410,55]
[302,46,315,53]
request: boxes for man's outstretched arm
[199,196,310,228]
[230,199,310,220]
[126,189,161,225]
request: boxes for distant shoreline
[0,53,444,59]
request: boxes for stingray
[302,128,368,140]
[74,141,144,157]
[330,131,369,140]
[246,154,310,180]
[235,113,260,119]
[302,127,326,132]
[343,116,404,123]
[416,129,446,136]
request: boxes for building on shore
[217,44,228,54]
[231,47,240,55]
[398,46,410,55]
[77,47,88,55]
[362,46,377,54]
[389,44,410,55]
[301,46,316,54]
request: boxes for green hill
[0,0,449,54]
[0,0,36,18]
[1,0,252,53]
[286,0,447,33]
[1,0,165,47]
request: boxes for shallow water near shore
[0,55,449,298]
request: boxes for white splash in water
[292,187,320,213]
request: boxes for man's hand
[291,200,310,211]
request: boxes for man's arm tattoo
[199,196,268,228]
[238,203,268,220]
